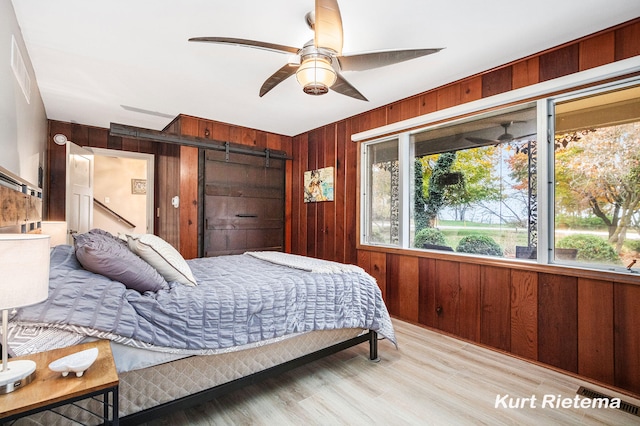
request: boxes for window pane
[365,139,399,245]
[411,105,537,258]
[554,84,640,268]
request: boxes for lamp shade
[0,234,50,310]
[296,56,337,96]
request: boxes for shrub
[624,239,640,253]
[456,235,503,256]
[414,227,447,248]
[556,234,620,263]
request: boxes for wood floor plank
[142,320,640,425]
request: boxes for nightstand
[0,340,118,425]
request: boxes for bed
[4,229,396,425]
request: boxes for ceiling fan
[189,0,443,101]
[465,122,535,145]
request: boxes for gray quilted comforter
[14,245,395,352]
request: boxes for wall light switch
[104,197,110,204]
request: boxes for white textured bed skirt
[12,328,364,425]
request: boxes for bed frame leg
[368,330,380,362]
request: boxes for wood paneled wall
[358,251,640,395]
[291,18,640,397]
[291,121,360,265]
[46,117,293,255]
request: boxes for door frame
[89,148,155,234]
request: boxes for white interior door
[66,142,94,243]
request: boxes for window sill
[357,243,640,286]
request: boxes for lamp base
[0,359,37,394]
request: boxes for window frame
[361,136,401,247]
[359,68,640,274]
[361,102,543,254]
[547,78,640,271]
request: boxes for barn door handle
[236,214,257,218]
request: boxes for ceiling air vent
[11,35,31,104]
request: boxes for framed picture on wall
[304,167,334,203]
[131,179,147,195]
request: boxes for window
[363,138,399,245]
[553,84,640,269]
[410,104,538,257]
[361,79,640,273]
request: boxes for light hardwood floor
[143,320,640,425]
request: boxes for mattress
[11,328,364,425]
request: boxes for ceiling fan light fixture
[296,55,336,96]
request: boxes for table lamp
[0,234,50,394]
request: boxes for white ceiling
[11,0,640,137]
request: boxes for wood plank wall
[290,18,640,397]
[46,118,293,255]
[359,252,640,396]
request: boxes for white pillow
[125,234,197,286]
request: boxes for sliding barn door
[202,149,285,257]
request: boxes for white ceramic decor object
[48,348,99,377]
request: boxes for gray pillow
[124,233,197,286]
[74,229,167,293]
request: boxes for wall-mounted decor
[304,167,334,203]
[131,179,147,195]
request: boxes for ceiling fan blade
[259,64,299,97]
[465,137,500,145]
[314,0,343,54]
[467,132,536,145]
[337,48,443,71]
[331,73,368,101]
[189,37,300,55]
[513,133,537,141]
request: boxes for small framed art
[131,179,147,195]
[304,167,334,203]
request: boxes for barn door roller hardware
[109,123,290,161]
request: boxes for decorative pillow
[125,233,197,286]
[73,229,167,293]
